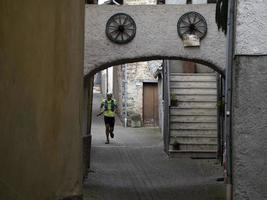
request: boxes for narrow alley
[83,92,226,200]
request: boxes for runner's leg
[110,117,115,138]
[105,124,110,144]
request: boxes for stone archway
[84,4,226,76]
[83,4,226,171]
[82,3,227,199]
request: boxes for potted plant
[172,139,180,150]
[170,93,178,107]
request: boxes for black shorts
[104,116,115,127]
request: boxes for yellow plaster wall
[0,1,85,199]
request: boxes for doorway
[143,82,159,127]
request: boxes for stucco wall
[236,0,267,55]
[84,4,226,76]
[0,1,84,199]
[232,56,267,200]
[233,1,267,199]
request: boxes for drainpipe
[106,69,109,94]
[124,64,128,127]
[225,0,236,199]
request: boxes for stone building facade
[113,62,159,127]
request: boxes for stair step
[170,122,217,130]
[170,137,217,145]
[170,137,217,144]
[168,149,217,153]
[170,73,217,76]
[170,116,217,123]
[171,102,217,109]
[168,150,217,158]
[170,133,217,138]
[170,76,217,82]
[172,95,217,102]
[170,108,217,116]
[171,88,217,95]
[170,129,217,136]
[170,143,217,151]
[170,81,217,89]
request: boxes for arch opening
[84,56,224,81]
[83,58,226,200]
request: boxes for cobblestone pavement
[83,93,226,200]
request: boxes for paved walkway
[83,93,226,200]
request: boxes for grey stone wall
[113,62,157,126]
[84,4,226,76]
[232,56,267,200]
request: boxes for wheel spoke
[114,32,120,40]
[113,19,120,26]
[196,25,206,28]
[123,16,128,25]
[194,19,202,26]
[181,19,190,25]
[195,29,204,35]
[179,25,189,28]
[119,15,122,25]
[124,31,131,38]
[108,26,118,30]
[124,23,133,27]
[109,30,118,34]
[187,15,192,24]
[193,13,197,23]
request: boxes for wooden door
[143,83,159,126]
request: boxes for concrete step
[170,81,217,89]
[173,95,217,102]
[170,122,217,130]
[170,108,217,116]
[170,129,217,136]
[171,102,217,109]
[170,73,217,76]
[170,142,217,151]
[170,116,217,123]
[168,149,217,158]
[170,75,217,82]
[171,88,217,95]
[170,136,217,144]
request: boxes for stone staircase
[168,73,218,157]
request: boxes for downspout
[124,64,128,127]
[163,60,170,154]
[106,69,108,94]
[225,0,236,199]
